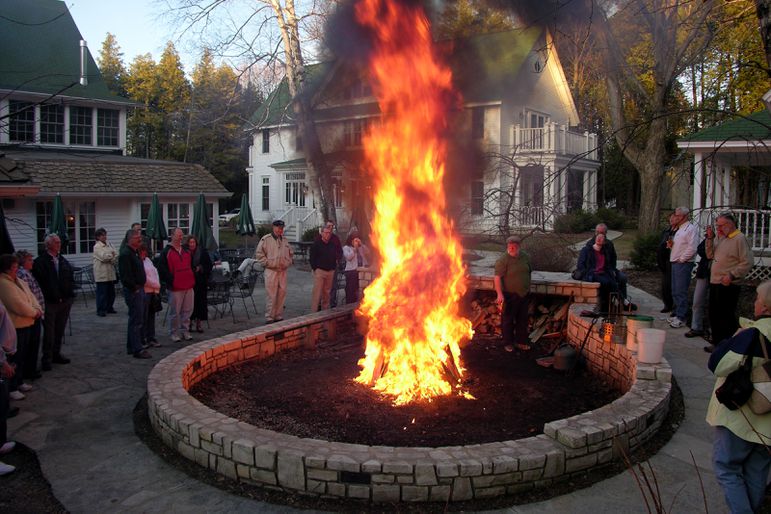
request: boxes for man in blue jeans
[118,230,149,359]
[668,206,698,328]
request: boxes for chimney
[80,40,88,86]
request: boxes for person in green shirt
[494,236,532,352]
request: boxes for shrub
[595,207,627,230]
[522,239,576,272]
[630,232,660,271]
[301,226,321,242]
[256,224,272,240]
[553,210,599,233]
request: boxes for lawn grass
[610,228,639,261]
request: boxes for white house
[0,0,230,265]
[246,28,600,240]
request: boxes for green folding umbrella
[145,192,167,254]
[48,194,68,246]
[190,192,217,252]
[235,194,256,237]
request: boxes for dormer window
[344,119,368,147]
[69,107,93,145]
[343,79,372,100]
[471,107,484,140]
[262,129,270,153]
[97,109,119,146]
[41,104,64,144]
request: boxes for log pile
[469,294,571,344]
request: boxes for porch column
[706,157,715,209]
[545,167,558,225]
[582,170,591,211]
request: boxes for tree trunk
[756,0,771,73]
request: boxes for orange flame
[354,0,473,405]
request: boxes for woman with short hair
[0,254,42,400]
[93,227,118,317]
[15,250,44,381]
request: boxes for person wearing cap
[255,220,294,323]
[494,236,532,352]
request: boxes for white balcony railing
[512,122,599,161]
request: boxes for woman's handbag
[149,293,163,313]
[715,355,754,410]
[748,333,771,415]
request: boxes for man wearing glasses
[705,213,752,352]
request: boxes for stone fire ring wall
[147,281,672,503]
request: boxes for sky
[67,0,198,72]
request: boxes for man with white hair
[668,206,698,328]
[31,234,75,370]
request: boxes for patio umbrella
[145,192,167,254]
[190,192,217,252]
[0,204,14,255]
[48,194,68,246]
[235,194,256,249]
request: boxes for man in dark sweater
[32,234,75,370]
[310,226,339,311]
[118,230,149,359]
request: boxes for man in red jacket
[158,228,195,343]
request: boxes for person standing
[668,207,698,329]
[184,235,212,333]
[705,213,753,351]
[15,250,43,381]
[92,228,118,317]
[706,280,771,513]
[685,226,713,339]
[32,234,75,371]
[657,212,678,315]
[494,236,532,352]
[321,221,343,308]
[118,230,149,359]
[139,245,161,349]
[310,226,338,311]
[158,228,195,342]
[342,234,370,304]
[255,220,293,323]
[0,254,42,400]
[0,300,18,475]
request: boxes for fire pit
[146,272,672,503]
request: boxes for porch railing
[511,122,599,161]
[695,207,771,252]
[299,209,323,240]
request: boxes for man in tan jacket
[255,220,293,323]
[705,213,752,351]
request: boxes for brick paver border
[147,276,671,502]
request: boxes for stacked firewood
[468,294,571,344]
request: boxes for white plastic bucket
[626,315,654,352]
[637,328,666,364]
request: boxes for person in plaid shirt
[15,251,44,381]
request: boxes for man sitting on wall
[576,233,620,313]
[586,223,636,311]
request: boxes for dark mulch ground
[0,442,66,514]
[190,334,619,446]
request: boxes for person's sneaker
[666,316,678,324]
[9,391,25,401]
[133,350,152,359]
[182,332,193,341]
[147,339,161,348]
[0,461,15,476]
[170,334,181,343]
[504,345,514,352]
[18,383,33,393]
[0,441,16,454]
[669,318,685,328]
[684,329,704,338]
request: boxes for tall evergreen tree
[97,33,127,97]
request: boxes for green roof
[0,0,134,104]
[250,28,542,128]
[680,110,771,143]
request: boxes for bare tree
[166,0,339,223]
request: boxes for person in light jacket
[93,228,118,317]
[140,245,161,349]
[255,220,293,323]
[342,233,370,304]
[707,280,771,514]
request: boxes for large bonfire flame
[354,0,473,405]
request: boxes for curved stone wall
[147,300,671,503]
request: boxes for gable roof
[0,0,134,105]
[1,150,230,197]
[679,110,771,144]
[250,28,545,129]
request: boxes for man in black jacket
[310,226,339,312]
[32,234,75,371]
[118,230,149,359]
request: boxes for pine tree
[97,33,127,96]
